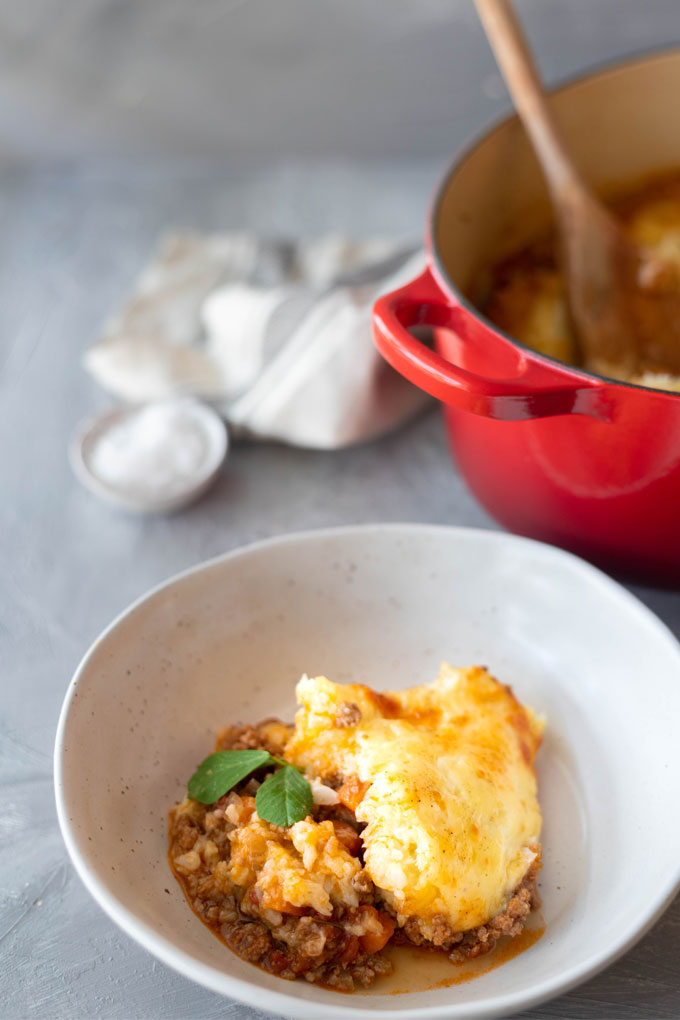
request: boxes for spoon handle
[474,0,582,201]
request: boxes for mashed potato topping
[284,664,544,932]
[229,814,363,917]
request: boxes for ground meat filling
[334,701,362,728]
[168,720,541,989]
[396,857,541,961]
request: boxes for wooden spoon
[475,0,680,379]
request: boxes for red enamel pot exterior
[373,50,680,584]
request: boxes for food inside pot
[485,170,680,390]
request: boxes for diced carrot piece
[359,911,396,954]
[337,775,371,812]
[264,891,307,915]
[338,934,360,965]
[280,900,306,916]
[331,820,362,855]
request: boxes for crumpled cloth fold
[84,233,429,449]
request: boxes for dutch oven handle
[373,265,611,421]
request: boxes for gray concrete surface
[1,159,679,1020]
[0,0,679,164]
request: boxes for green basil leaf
[269,755,304,774]
[188,749,272,804]
[255,765,313,826]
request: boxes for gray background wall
[1,0,679,163]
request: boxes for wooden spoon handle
[474,0,582,200]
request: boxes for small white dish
[54,525,680,1019]
[69,399,228,513]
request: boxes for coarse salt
[87,400,214,502]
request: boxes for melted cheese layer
[284,664,544,932]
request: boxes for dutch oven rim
[428,41,680,400]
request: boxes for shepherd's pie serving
[168,664,544,991]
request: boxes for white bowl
[69,399,228,513]
[54,525,680,1019]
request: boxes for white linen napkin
[84,233,429,449]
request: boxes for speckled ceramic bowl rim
[54,524,680,1020]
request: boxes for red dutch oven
[374,48,680,585]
